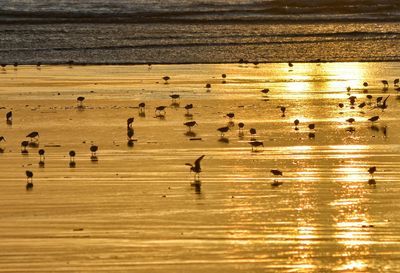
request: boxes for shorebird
[38,149,45,166]
[69,150,76,167]
[138,102,146,113]
[382,80,389,87]
[288,62,293,68]
[185,155,205,180]
[184,104,193,114]
[338,103,344,108]
[394,78,399,86]
[363,82,368,87]
[205,83,211,89]
[21,140,29,153]
[271,169,283,176]
[271,169,283,186]
[170,94,180,101]
[222,74,227,79]
[26,170,33,190]
[261,88,269,95]
[6,111,12,122]
[77,96,85,107]
[249,140,264,151]
[368,166,376,177]
[279,106,286,117]
[162,76,170,84]
[155,106,167,115]
[346,118,355,124]
[376,95,389,110]
[368,166,377,185]
[90,145,98,160]
[308,124,315,130]
[26,131,39,142]
[217,126,230,137]
[368,116,379,122]
[358,102,366,108]
[184,121,197,131]
[127,117,134,128]
[226,112,235,119]
[249,128,257,136]
[238,122,245,131]
[0,136,5,142]
[294,119,300,130]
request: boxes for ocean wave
[0,0,399,24]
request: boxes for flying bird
[185,155,205,180]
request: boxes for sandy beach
[1,62,400,272]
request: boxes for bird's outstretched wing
[194,155,205,169]
[383,95,390,106]
[185,163,193,167]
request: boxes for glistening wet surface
[0,62,400,272]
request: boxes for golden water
[0,63,399,272]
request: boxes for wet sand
[1,63,400,272]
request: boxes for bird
[346,118,355,124]
[308,124,315,130]
[162,76,170,84]
[77,96,85,107]
[271,169,283,176]
[376,95,389,110]
[170,94,180,101]
[217,126,230,137]
[222,74,227,79]
[38,149,45,166]
[358,102,366,108]
[363,82,368,87]
[249,128,257,136]
[185,155,205,180]
[338,103,344,108]
[90,145,98,160]
[69,150,76,167]
[261,88,269,95]
[238,122,245,131]
[184,104,193,114]
[382,80,389,87]
[226,112,235,119]
[26,131,39,142]
[6,111,12,122]
[279,106,286,117]
[270,169,283,186]
[288,62,293,67]
[394,78,399,86]
[368,166,376,177]
[155,106,167,115]
[138,102,146,113]
[21,140,29,154]
[368,116,379,122]
[249,140,264,151]
[205,83,211,89]
[26,170,33,190]
[184,121,197,131]
[0,136,5,142]
[127,117,134,128]
[294,119,300,130]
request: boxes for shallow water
[1,62,400,272]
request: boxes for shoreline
[2,60,400,66]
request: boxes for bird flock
[1,66,397,191]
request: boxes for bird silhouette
[26,131,39,142]
[249,140,264,152]
[217,126,230,137]
[127,117,134,128]
[69,150,76,167]
[26,170,33,190]
[38,149,45,166]
[184,121,197,131]
[270,169,283,186]
[185,155,205,180]
[6,111,12,122]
